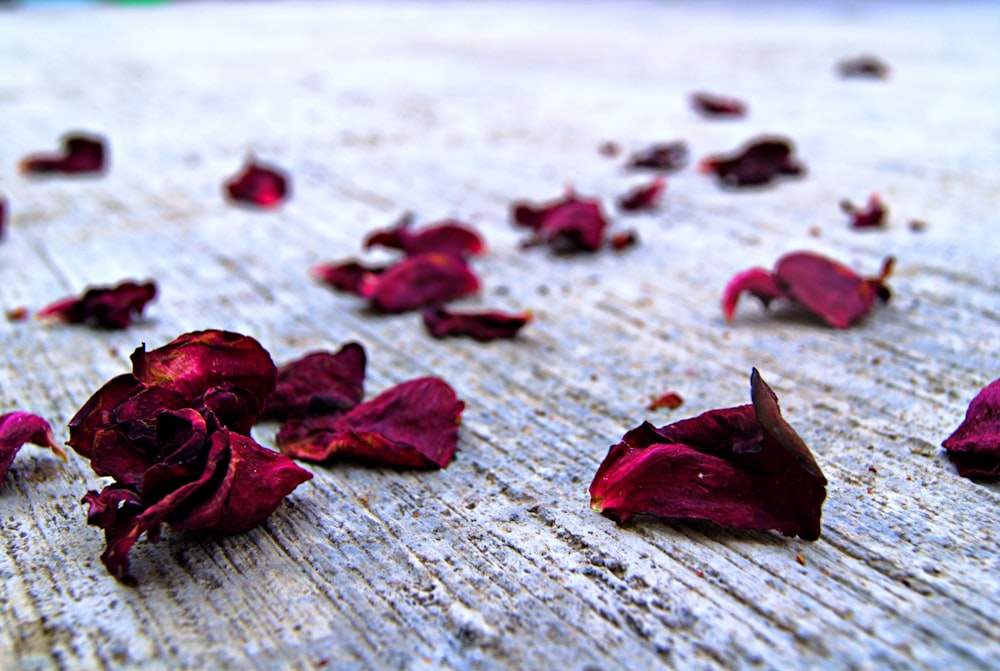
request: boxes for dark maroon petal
[775,252,893,329]
[699,136,805,188]
[130,330,277,413]
[0,412,64,484]
[20,133,107,175]
[224,160,289,208]
[841,193,887,229]
[691,92,747,118]
[359,253,480,313]
[837,55,890,79]
[67,374,145,458]
[0,197,7,240]
[625,142,689,172]
[170,430,312,533]
[134,409,212,495]
[647,392,684,411]
[942,378,1000,479]
[590,369,827,540]
[262,343,367,422]
[617,177,666,212]
[422,306,531,342]
[311,259,387,295]
[609,230,639,251]
[278,377,464,469]
[722,267,787,323]
[36,280,157,330]
[511,190,608,253]
[365,213,486,258]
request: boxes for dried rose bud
[700,136,805,188]
[278,377,464,469]
[723,251,893,329]
[262,343,367,422]
[837,55,890,79]
[224,159,289,208]
[647,392,684,411]
[691,92,747,118]
[20,132,107,175]
[365,213,485,258]
[942,378,1000,479]
[841,193,887,229]
[37,280,157,330]
[311,259,387,295]
[625,141,689,172]
[512,189,608,253]
[422,306,531,342]
[359,253,480,313]
[1,412,65,484]
[590,369,827,540]
[617,177,666,212]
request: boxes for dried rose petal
[512,189,608,253]
[311,259,387,295]
[609,230,639,251]
[841,193,887,229]
[0,196,7,240]
[699,136,805,188]
[691,92,747,118]
[625,141,689,172]
[618,177,666,212]
[359,253,480,313]
[422,306,531,342]
[36,280,157,330]
[278,377,464,469]
[224,159,289,208]
[262,343,367,421]
[723,252,893,329]
[647,392,684,411]
[0,412,65,484]
[365,213,485,258]
[837,55,890,79]
[942,378,1000,479]
[590,369,827,540]
[20,133,107,175]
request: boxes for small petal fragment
[224,160,289,208]
[691,92,747,118]
[278,377,464,469]
[512,190,608,253]
[311,259,387,295]
[700,136,805,188]
[0,412,64,484]
[262,343,367,421]
[590,369,827,540]
[942,378,1000,479]
[422,306,531,342]
[0,196,7,240]
[20,133,107,175]
[617,177,666,213]
[647,392,684,411]
[837,55,890,79]
[841,193,887,230]
[626,142,689,172]
[359,253,480,313]
[36,280,157,330]
[365,213,485,258]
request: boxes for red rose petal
[20,133,107,175]
[942,378,1000,479]
[691,92,747,118]
[609,230,639,251]
[0,412,64,484]
[841,193,887,230]
[422,306,531,342]
[36,280,157,330]
[590,369,827,540]
[365,213,486,258]
[699,136,804,188]
[224,159,289,208]
[0,196,7,240]
[647,392,684,411]
[278,377,464,469]
[625,142,689,172]
[358,253,480,313]
[617,177,666,212]
[262,343,367,421]
[311,259,387,295]
[512,189,608,253]
[722,267,787,323]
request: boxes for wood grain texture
[1,2,999,669]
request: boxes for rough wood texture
[2,2,999,669]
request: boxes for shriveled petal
[20,133,107,175]
[311,259,387,295]
[625,142,689,172]
[513,191,608,253]
[617,177,666,213]
[942,378,1000,479]
[700,136,804,188]
[0,412,63,483]
[775,252,892,329]
[691,92,747,118]
[589,369,827,540]
[0,197,7,240]
[721,267,787,322]
[422,306,531,342]
[67,374,145,458]
[365,214,485,258]
[841,193,887,229]
[36,280,157,330]
[224,160,289,208]
[359,253,480,313]
[278,377,464,469]
[262,343,367,421]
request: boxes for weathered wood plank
[2,2,999,669]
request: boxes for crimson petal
[617,177,666,213]
[0,197,7,240]
[590,369,827,540]
[224,160,289,208]
[311,259,387,296]
[365,213,485,258]
[262,343,367,421]
[691,92,747,118]
[278,377,464,469]
[359,253,480,313]
[20,133,107,175]
[699,136,804,188]
[841,193,887,230]
[625,142,689,172]
[37,280,157,330]
[422,306,531,342]
[0,412,64,484]
[942,378,1000,479]
[512,190,608,253]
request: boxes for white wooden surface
[1,2,999,669]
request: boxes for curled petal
[36,280,157,330]
[700,136,804,188]
[512,190,608,253]
[617,177,666,213]
[0,412,64,484]
[721,267,787,322]
[625,142,689,172]
[691,92,747,118]
[775,252,892,329]
[359,253,480,313]
[365,213,485,258]
[224,160,289,208]
[278,377,464,469]
[942,378,1000,479]
[20,133,107,175]
[262,343,367,422]
[422,306,531,342]
[311,259,387,295]
[841,193,887,229]
[67,374,146,458]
